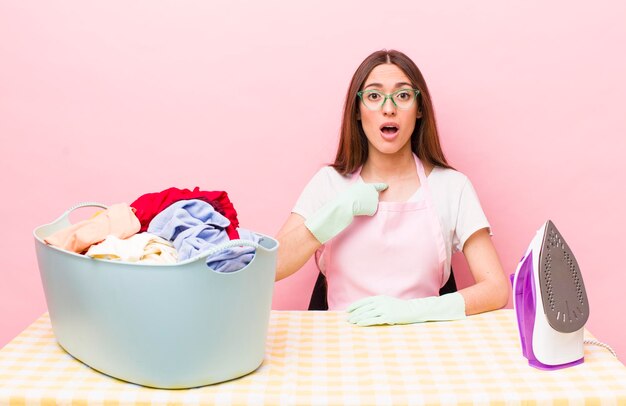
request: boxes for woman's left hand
[346,293,466,326]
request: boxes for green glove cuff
[304,182,387,244]
[304,202,354,244]
[408,292,466,322]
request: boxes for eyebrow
[363,82,413,90]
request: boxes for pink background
[1,2,625,361]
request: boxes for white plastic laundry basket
[33,203,278,389]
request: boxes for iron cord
[584,339,617,358]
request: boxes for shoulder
[307,165,352,191]
[429,166,486,220]
[429,166,471,190]
[427,166,484,212]
[427,166,491,251]
[293,165,352,218]
[318,165,351,180]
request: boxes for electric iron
[512,220,589,370]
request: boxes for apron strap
[413,154,448,268]
[414,154,433,205]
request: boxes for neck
[361,146,415,182]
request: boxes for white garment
[86,232,178,264]
[292,163,491,275]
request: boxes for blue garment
[147,199,258,272]
[148,199,230,261]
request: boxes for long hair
[332,49,453,175]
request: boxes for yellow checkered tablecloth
[0,309,625,405]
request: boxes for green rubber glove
[304,182,388,244]
[346,293,466,326]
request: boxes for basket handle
[66,201,109,212]
[53,202,109,224]
[178,239,264,264]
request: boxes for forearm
[459,228,510,315]
[457,277,509,316]
[275,217,321,281]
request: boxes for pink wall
[2,2,625,362]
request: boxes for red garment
[130,187,240,239]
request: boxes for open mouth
[379,123,399,139]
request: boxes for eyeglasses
[357,88,420,111]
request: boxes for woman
[275,49,509,326]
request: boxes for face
[357,63,421,156]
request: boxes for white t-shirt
[292,164,492,275]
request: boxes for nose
[381,96,396,116]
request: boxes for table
[0,310,625,405]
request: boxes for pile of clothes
[44,187,260,273]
